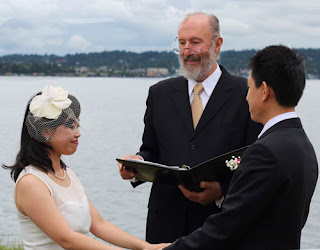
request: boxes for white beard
[179,45,217,82]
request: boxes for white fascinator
[25,84,81,142]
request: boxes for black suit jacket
[166,118,318,249]
[138,66,262,243]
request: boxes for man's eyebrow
[179,37,203,41]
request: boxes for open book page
[118,158,188,171]
[116,145,249,191]
[116,158,185,186]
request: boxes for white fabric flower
[29,84,72,119]
[225,156,241,171]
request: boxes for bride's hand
[143,242,171,250]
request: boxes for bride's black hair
[2,93,81,182]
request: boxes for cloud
[221,18,251,35]
[66,35,91,52]
[46,38,64,47]
[165,0,191,10]
[0,17,12,26]
[62,18,114,24]
[0,0,319,55]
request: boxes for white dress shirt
[258,111,298,138]
[188,64,222,107]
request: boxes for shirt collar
[188,64,222,97]
[258,111,298,138]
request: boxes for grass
[0,245,23,250]
[0,242,23,250]
[0,235,23,250]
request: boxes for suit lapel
[170,77,194,133]
[192,67,233,137]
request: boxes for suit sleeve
[138,86,159,162]
[165,143,279,249]
[131,86,159,188]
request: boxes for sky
[0,0,319,56]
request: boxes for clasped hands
[118,155,223,205]
[143,243,172,250]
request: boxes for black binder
[116,146,249,192]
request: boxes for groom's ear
[261,81,273,101]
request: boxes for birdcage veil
[25,84,81,142]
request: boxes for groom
[164,45,319,249]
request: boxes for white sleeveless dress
[15,166,91,250]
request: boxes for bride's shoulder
[16,171,47,188]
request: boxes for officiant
[118,11,261,243]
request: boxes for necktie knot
[193,83,204,95]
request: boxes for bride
[3,84,168,250]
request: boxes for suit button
[191,144,196,150]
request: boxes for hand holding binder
[116,146,249,192]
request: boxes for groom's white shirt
[258,111,298,138]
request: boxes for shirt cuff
[215,196,224,208]
[130,177,139,183]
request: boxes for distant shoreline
[0,75,319,80]
[1,49,319,79]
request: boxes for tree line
[0,49,319,79]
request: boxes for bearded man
[118,11,262,243]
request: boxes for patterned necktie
[191,83,204,129]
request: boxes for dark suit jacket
[137,66,262,243]
[166,118,318,249]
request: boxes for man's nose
[181,41,192,56]
[182,48,192,56]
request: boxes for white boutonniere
[225,156,241,171]
[29,84,72,119]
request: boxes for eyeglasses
[171,36,218,55]
[172,37,202,55]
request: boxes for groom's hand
[118,155,141,179]
[143,243,172,250]
[178,181,222,205]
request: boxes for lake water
[0,77,319,248]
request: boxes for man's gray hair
[179,11,220,40]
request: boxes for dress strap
[15,166,54,196]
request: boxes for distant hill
[0,48,319,78]
[219,48,320,79]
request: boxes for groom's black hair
[249,45,306,107]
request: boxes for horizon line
[0,47,319,57]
